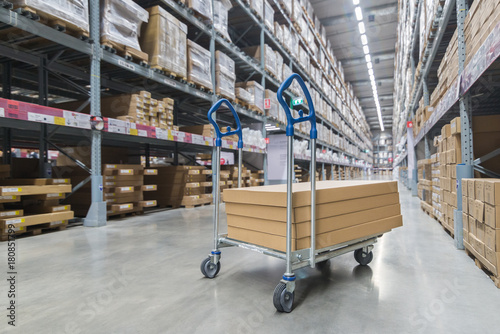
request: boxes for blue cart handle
[207,98,243,148]
[277,73,317,139]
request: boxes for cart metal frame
[201,74,380,313]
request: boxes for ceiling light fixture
[355,7,363,21]
[355,5,384,131]
[358,21,365,34]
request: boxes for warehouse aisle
[3,179,500,334]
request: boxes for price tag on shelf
[191,135,206,146]
[130,129,138,136]
[0,107,4,117]
[28,112,55,125]
[138,129,147,137]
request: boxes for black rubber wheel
[354,249,373,266]
[273,282,294,313]
[200,257,220,278]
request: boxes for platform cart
[201,75,380,313]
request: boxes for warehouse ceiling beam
[358,94,393,103]
[351,76,394,86]
[342,53,395,67]
[320,3,397,27]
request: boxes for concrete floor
[1,178,499,334]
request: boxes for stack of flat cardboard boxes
[463,179,500,287]
[145,166,213,208]
[215,51,236,101]
[224,180,403,252]
[0,178,73,240]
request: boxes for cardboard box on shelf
[141,6,187,77]
[485,180,500,206]
[475,180,485,202]
[484,225,500,251]
[485,204,500,229]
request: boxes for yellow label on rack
[130,129,138,136]
[205,141,209,146]
[229,145,233,149]
[168,135,174,141]
[54,117,66,125]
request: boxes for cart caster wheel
[273,283,294,313]
[200,257,220,278]
[354,249,373,266]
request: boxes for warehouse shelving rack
[0,0,372,227]
[393,0,500,248]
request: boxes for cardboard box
[484,180,500,205]
[462,179,468,197]
[463,213,469,231]
[462,196,468,214]
[485,247,500,274]
[441,124,451,138]
[468,179,476,200]
[485,204,500,229]
[484,225,500,251]
[475,180,485,202]
[476,221,486,242]
[474,200,485,222]
[0,211,74,229]
[469,217,477,236]
[226,192,400,223]
[227,215,403,252]
[463,229,469,243]
[227,204,401,239]
[0,185,72,196]
[450,117,461,134]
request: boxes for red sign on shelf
[264,98,271,110]
[407,121,413,128]
[265,138,270,144]
[388,158,393,163]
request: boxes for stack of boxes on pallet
[101,0,150,64]
[57,92,176,130]
[437,117,462,233]
[102,164,158,217]
[145,166,213,208]
[463,179,500,286]
[417,159,432,213]
[0,165,74,240]
[180,125,238,142]
[430,147,442,221]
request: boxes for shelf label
[54,116,66,125]
[118,60,135,71]
[138,129,148,137]
[28,112,55,124]
[0,107,4,117]
[130,129,138,136]
[191,135,206,146]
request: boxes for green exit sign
[292,98,304,106]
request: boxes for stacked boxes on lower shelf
[56,164,157,217]
[103,164,158,216]
[417,159,432,211]
[145,166,213,208]
[431,152,442,221]
[0,176,73,240]
[463,179,500,287]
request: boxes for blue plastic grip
[277,73,317,139]
[207,99,243,148]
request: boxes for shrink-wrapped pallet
[275,51,283,82]
[141,6,187,77]
[11,0,89,34]
[236,87,253,105]
[274,23,283,44]
[237,81,264,114]
[242,44,277,77]
[187,0,212,21]
[264,0,274,33]
[249,0,264,19]
[215,51,236,100]
[101,0,149,52]
[265,89,279,121]
[187,40,213,90]
[278,0,292,16]
[213,0,232,41]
